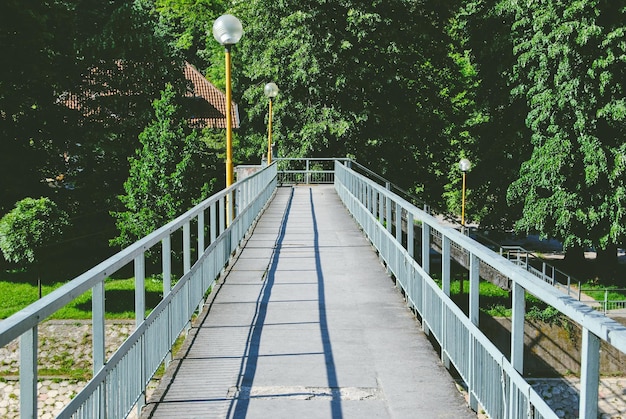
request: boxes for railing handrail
[0,163,278,418]
[334,160,626,419]
[0,175,247,347]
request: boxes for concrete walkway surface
[141,185,476,419]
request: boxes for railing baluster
[20,326,38,418]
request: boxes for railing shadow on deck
[227,187,294,418]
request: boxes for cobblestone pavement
[1,321,625,418]
[0,320,135,418]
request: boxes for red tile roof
[61,62,239,129]
[184,63,240,129]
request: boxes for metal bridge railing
[0,164,277,419]
[500,245,575,296]
[274,157,349,185]
[334,160,626,419]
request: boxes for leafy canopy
[0,198,69,267]
[502,0,626,251]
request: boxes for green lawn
[0,277,165,320]
[579,282,626,302]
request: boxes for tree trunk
[564,245,585,266]
[596,244,618,281]
[597,244,618,265]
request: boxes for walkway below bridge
[141,185,476,419]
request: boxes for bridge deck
[141,185,476,419]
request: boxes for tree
[153,0,227,68]
[0,0,186,214]
[0,197,69,270]
[111,84,216,248]
[447,0,532,229]
[211,0,478,212]
[501,0,626,265]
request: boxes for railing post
[407,212,414,259]
[198,210,205,257]
[135,254,146,326]
[567,276,571,296]
[580,328,600,418]
[469,254,479,326]
[395,203,402,244]
[421,217,430,275]
[442,236,451,296]
[162,236,172,294]
[183,221,191,273]
[162,236,172,368]
[511,282,525,374]
[20,326,38,418]
[210,202,217,244]
[385,183,392,234]
[92,281,105,372]
[378,188,384,224]
[219,196,226,234]
[306,159,310,184]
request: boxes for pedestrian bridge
[1,159,625,418]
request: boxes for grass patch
[0,277,164,320]
[38,367,92,381]
[437,277,573,320]
[579,282,626,302]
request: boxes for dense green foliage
[0,198,69,267]
[111,85,216,247]
[501,0,626,258]
[1,0,625,273]
[0,1,186,215]
[223,0,478,207]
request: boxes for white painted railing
[334,160,626,419]
[0,164,277,418]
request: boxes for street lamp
[213,14,243,187]
[459,158,471,232]
[213,14,243,225]
[264,82,278,165]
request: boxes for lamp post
[213,14,243,225]
[264,82,278,165]
[459,158,471,233]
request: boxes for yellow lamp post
[459,158,471,233]
[263,82,278,165]
[213,14,243,225]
